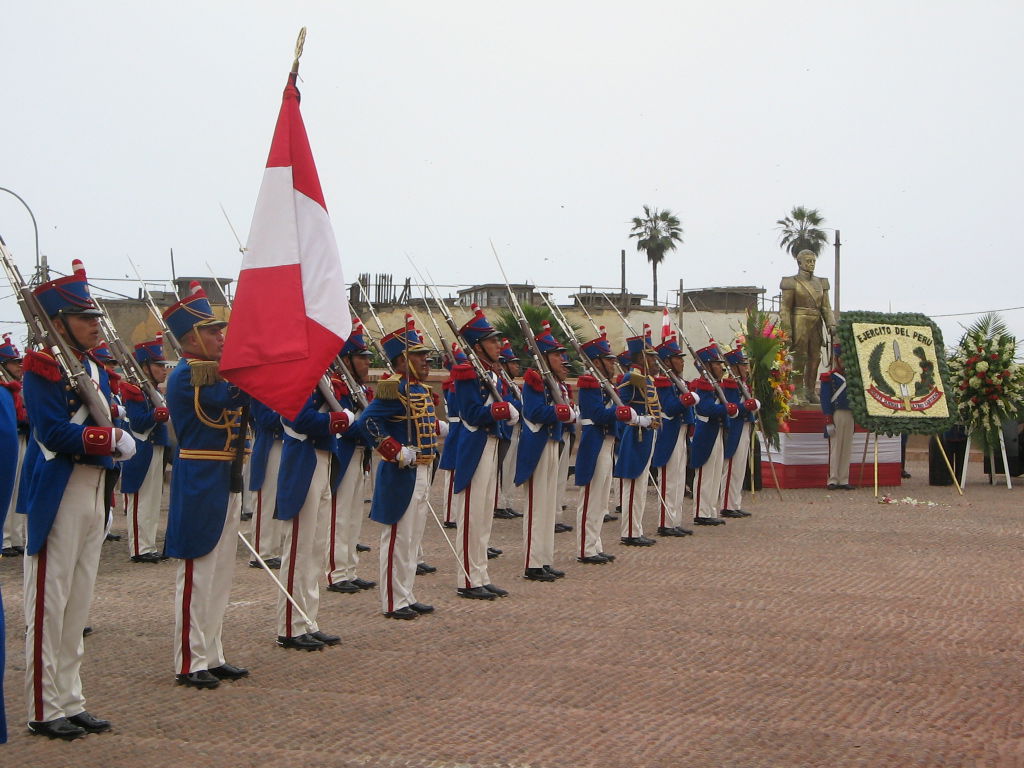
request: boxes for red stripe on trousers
[131,493,141,556]
[695,467,704,517]
[180,559,194,674]
[660,473,667,527]
[327,493,337,582]
[461,484,472,588]
[285,516,300,636]
[580,484,590,558]
[524,477,534,569]
[32,544,48,721]
[385,524,397,612]
[254,490,263,551]
[723,459,733,508]
[445,473,454,523]
[628,479,636,535]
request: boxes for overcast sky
[1,1,1021,350]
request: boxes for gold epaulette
[628,371,649,388]
[375,378,400,400]
[188,359,223,387]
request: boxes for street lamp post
[0,186,44,284]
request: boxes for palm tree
[776,205,829,256]
[629,205,683,307]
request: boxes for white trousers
[126,445,165,557]
[2,434,26,549]
[554,433,573,520]
[576,436,614,558]
[378,464,431,613]
[453,435,499,589]
[442,469,456,525]
[326,449,366,584]
[173,492,241,674]
[523,440,560,569]
[278,448,331,638]
[620,453,654,539]
[24,464,105,724]
[251,440,283,560]
[720,423,752,512]
[497,427,519,509]
[694,432,725,519]
[657,431,688,529]
[828,410,855,486]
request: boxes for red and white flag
[661,307,671,341]
[220,72,351,419]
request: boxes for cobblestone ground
[2,459,1022,768]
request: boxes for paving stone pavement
[1,459,1022,768]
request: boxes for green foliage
[867,343,895,396]
[776,205,829,257]
[629,205,683,306]
[743,309,787,448]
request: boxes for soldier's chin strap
[58,313,90,356]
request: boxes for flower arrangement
[948,313,1023,453]
[740,309,794,447]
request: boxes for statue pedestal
[759,408,903,489]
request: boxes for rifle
[128,256,185,358]
[0,235,114,430]
[353,278,396,374]
[95,300,167,410]
[490,242,565,406]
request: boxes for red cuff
[680,392,697,407]
[555,403,572,422]
[329,411,350,434]
[726,403,739,417]
[110,403,121,419]
[377,436,402,462]
[154,407,170,423]
[743,398,758,412]
[490,401,510,421]
[82,426,114,455]
[615,406,632,422]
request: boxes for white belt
[579,418,594,426]
[448,416,461,423]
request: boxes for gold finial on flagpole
[291,27,307,74]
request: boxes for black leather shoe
[175,670,220,689]
[326,580,360,593]
[351,577,377,590]
[901,470,912,479]
[67,711,111,733]
[603,513,619,522]
[553,522,573,533]
[493,508,515,519]
[693,517,725,526]
[104,532,122,542]
[356,543,371,551]
[310,630,341,646]
[543,565,565,578]
[384,606,419,620]
[443,521,457,529]
[509,509,523,518]
[673,526,694,536]
[82,626,93,637]
[734,510,752,517]
[130,552,162,563]
[599,552,617,561]
[240,510,253,521]
[487,547,502,559]
[276,633,325,651]
[251,557,282,569]
[826,483,839,490]
[578,554,610,564]
[1,546,22,557]
[620,536,656,546]
[28,717,87,740]
[523,567,556,582]
[408,602,435,614]
[720,509,745,518]
[657,526,688,537]
[839,484,856,490]
[458,586,497,600]
[483,583,509,597]
[208,663,250,680]
[416,562,437,575]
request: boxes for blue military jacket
[574,374,619,487]
[334,379,373,482]
[613,370,658,480]
[437,381,462,472]
[248,399,283,492]
[276,387,343,522]
[0,383,20,531]
[722,379,752,460]
[119,382,170,494]
[688,377,738,469]
[819,371,850,415]
[20,351,116,555]
[452,363,514,493]
[514,369,567,485]
[651,375,695,469]
[354,375,437,525]
[164,357,248,560]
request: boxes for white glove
[824,423,836,439]
[398,446,418,468]
[343,407,356,424]
[507,403,520,426]
[636,415,653,428]
[114,429,137,460]
[627,407,640,425]
[437,420,450,439]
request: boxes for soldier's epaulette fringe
[0,380,22,394]
[23,350,61,382]
[654,375,672,388]
[627,371,648,389]
[120,382,144,402]
[375,378,400,400]
[451,363,477,381]
[577,374,600,389]
[691,378,714,392]
[524,368,544,392]
[722,378,739,389]
[187,359,223,386]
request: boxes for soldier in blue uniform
[720,345,758,517]
[574,330,632,563]
[21,260,136,739]
[451,305,518,599]
[821,343,855,490]
[651,333,698,537]
[614,326,661,546]
[119,334,171,562]
[163,282,249,689]
[438,342,467,529]
[326,319,377,594]
[494,338,523,519]
[355,316,440,620]
[1,333,28,557]
[248,398,284,569]
[515,321,575,580]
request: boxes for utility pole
[620,249,626,314]
[833,229,841,317]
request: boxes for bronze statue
[779,249,835,405]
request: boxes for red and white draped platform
[758,408,903,489]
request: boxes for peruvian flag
[661,307,671,341]
[220,71,351,419]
